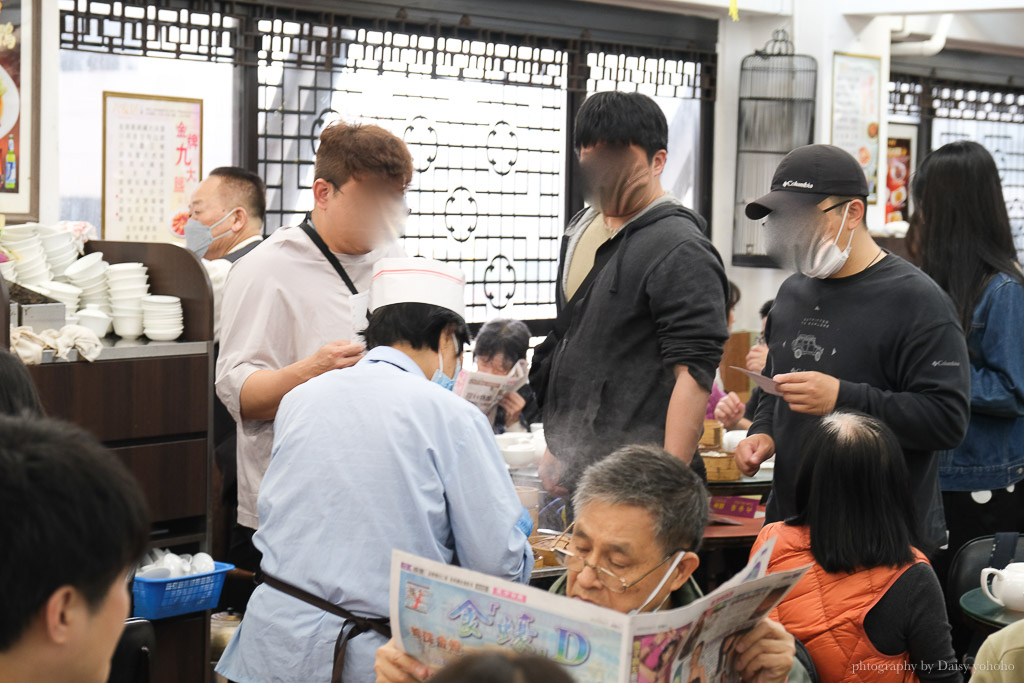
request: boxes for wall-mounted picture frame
[0,0,42,222]
[102,92,203,242]
[831,52,882,204]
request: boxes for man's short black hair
[0,349,43,417]
[0,415,149,651]
[209,166,267,224]
[473,319,530,369]
[759,299,774,320]
[574,91,668,161]
[363,302,470,354]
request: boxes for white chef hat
[369,257,466,319]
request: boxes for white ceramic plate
[0,66,20,139]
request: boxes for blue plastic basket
[132,561,234,619]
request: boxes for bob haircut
[790,411,918,573]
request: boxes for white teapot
[981,562,1024,611]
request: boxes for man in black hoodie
[530,91,729,497]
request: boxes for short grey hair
[573,445,709,554]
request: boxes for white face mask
[629,551,684,615]
[801,201,854,278]
[764,201,854,279]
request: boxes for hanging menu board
[831,53,881,204]
[102,92,202,242]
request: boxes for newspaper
[389,539,808,682]
[452,359,529,420]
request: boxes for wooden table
[702,505,766,550]
[706,468,773,498]
[960,587,1024,636]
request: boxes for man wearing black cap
[734,144,970,555]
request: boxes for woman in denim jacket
[909,140,1024,647]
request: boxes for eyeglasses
[552,522,684,594]
[822,199,853,214]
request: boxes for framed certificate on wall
[102,92,203,242]
[831,52,882,204]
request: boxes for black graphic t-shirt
[750,254,970,553]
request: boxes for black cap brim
[745,189,831,220]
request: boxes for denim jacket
[939,272,1024,491]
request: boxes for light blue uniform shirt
[217,346,533,683]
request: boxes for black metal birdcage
[732,30,817,267]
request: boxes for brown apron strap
[256,570,391,683]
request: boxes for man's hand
[238,340,365,422]
[775,371,839,415]
[746,344,769,374]
[714,392,746,429]
[374,639,430,683]
[539,449,568,498]
[734,434,775,476]
[733,619,795,683]
[499,391,526,427]
[304,340,365,380]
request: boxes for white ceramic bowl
[144,328,183,341]
[500,443,538,468]
[141,294,180,306]
[40,232,73,251]
[108,285,150,298]
[113,317,144,340]
[107,262,147,274]
[1,224,39,240]
[42,281,82,297]
[63,252,105,281]
[69,270,107,287]
[77,310,112,337]
[106,273,148,286]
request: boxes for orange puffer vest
[751,522,929,683]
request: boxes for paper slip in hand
[730,366,783,397]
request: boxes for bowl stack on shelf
[38,280,83,314]
[64,252,110,314]
[107,263,150,340]
[38,227,80,279]
[1,225,51,285]
[141,295,183,341]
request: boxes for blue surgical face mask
[184,208,237,258]
[430,341,461,391]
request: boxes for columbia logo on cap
[782,180,814,189]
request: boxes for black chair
[945,533,1024,663]
[106,618,155,683]
[793,637,820,683]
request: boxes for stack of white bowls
[37,226,80,279]
[141,295,183,341]
[64,252,110,312]
[39,280,83,312]
[0,225,51,285]
[107,263,150,340]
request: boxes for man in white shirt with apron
[215,123,410,575]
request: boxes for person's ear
[669,551,700,593]
[312,178,336,211]
[848,198,866,227]
[43,586,80,645]
[651,149,668,177]
[231,207,248,233]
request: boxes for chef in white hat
[216,257,534,683]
